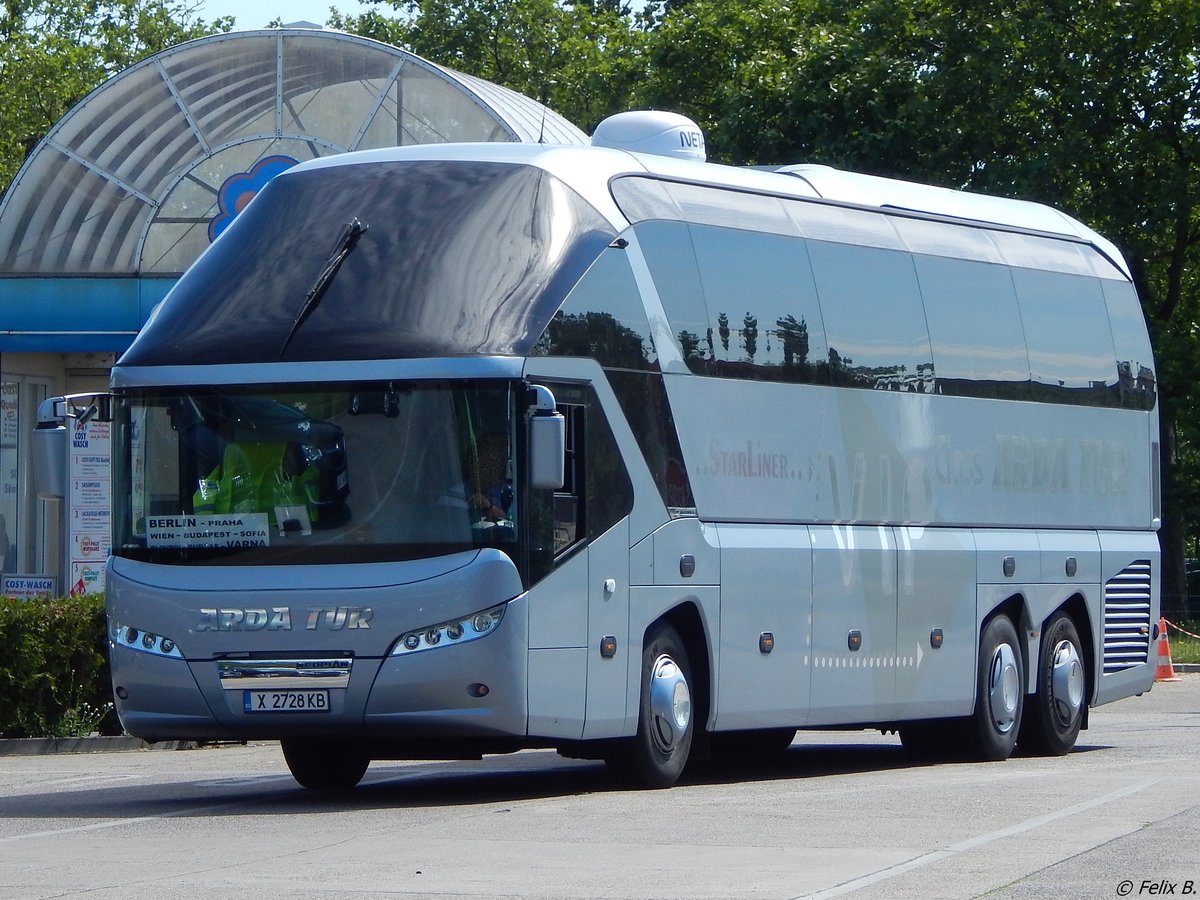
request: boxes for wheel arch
[980,592,1031,699]
[1039,593,1095,714]
[985,593,1028,653]
[644,602,712,742]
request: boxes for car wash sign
[1,575,56,600]
[68,418,111,596]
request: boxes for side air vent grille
[1103,560,1152,674]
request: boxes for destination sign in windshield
[146,514,270,548]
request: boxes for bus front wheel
[1018,612,1086,756]
[281,738,370,789]
[606,622,694,788]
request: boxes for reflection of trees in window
[742,313,758,362]
[1115,360,1156,410]
[675,307,831,383]
[828,348,855,386]
[678,330,706,374]
[777,315,809,369]
[533,311,653,370]
[828,351,935,392]
[697,300,939,390]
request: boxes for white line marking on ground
[797,776,1161,899]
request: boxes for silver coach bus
[38,114,1160,789]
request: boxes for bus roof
[291,142,1130,278]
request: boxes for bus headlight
[110,620,184,659]
[391,603,506,656]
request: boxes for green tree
[332,0,647,131]
[0,0,231,192]
[634,0,800,163]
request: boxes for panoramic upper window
[1102,280,1157,409]
[805,241,935,392]
[1011,269,1117,403]
[533,244,656,371]
[608,174,1150,409]
[688,224,830,383]
[914,254,1031,399]
[533,234,695,512]
[120,161,615,366]
[631,220,709,371]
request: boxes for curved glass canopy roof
[0,29,587,276]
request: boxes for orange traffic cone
[1155,617,1181,683]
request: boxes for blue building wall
[0,277,175,352]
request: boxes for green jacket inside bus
[193,441,319,526]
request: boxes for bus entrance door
[582,519,631,738]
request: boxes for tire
[606,623,694,788]
[281,739,370,789]
[1018,612,1086,756]
[962,615,1024,761]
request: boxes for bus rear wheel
[606,622,694,788]
[963,615,1024,761]
[1019,611,1086,756]
[281,738,370,789]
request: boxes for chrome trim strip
[218,658,352,690]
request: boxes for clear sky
[191,0,378,29]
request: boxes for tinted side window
[606,370,695,510]
[806,241,935,391]
[689,225,830,384]
[532,244,656,371]
[586,390,635,536]
[634,220,709,373]
[1011,269,1116,404]
[914,255,1031,400]
[1102,279,1157,410]
[530,226,697,513]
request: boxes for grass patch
[1164,620,1200,665]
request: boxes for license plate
[243,689,330,713]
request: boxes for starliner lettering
[705,439,793,480]
[196,606,372,631]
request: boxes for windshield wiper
[280,217,369,357]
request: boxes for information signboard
[68,418,111,595]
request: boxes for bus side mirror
[527,384,564,491]
[33,397,69,500]
[31,393,113,500]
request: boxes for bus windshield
[113,381,519,565]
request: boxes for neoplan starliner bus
[36,111,1160,790]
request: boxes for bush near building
[0,593,117,738]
